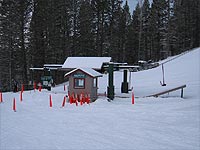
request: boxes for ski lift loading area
[29,49,191,100]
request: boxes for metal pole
[121,69,128,93]
[161,64,166,86]
[128,70,132,90]
[107,63,114,100]
[181,88,183,98]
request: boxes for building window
[93,78,97,87]
[74,78,85,89]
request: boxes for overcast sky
[126,0,139,14]
[123,0,153,14]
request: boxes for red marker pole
[85,93,90,104]
[34,82,36,91]
[20,91,23,102]
[0,92,3,103]
[39,83,42,92]
[21,84,24,93]
[13,98,16,112]
[50,95,52,107]
[132,90,135,105]
[62,96,66,107]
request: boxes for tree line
[0,0,199,91]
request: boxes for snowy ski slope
[0,47,200,150]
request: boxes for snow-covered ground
[0,48,200,150]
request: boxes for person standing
[12,79,18,92]
[0,81,2,92]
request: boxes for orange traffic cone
[75,96,78,106]
[39,86,41,92]
[80,98,83,105]
[83,93,86,104]
[87,94,90,104]
[68,91,70,97]
[80,93,83,105]
[38,83,42,92]
[62,96,66,107]
[13,98,16,112]
[75,100,78,106]
[50,95,52,107]
[0,92,3,103]
[69,96,72,104]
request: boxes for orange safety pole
[49,95,52,107]
[62,96,66,107]
[72,93,75,103]
[132,90,135,105]
[21,84,24,93]
[83,93,86,104]
[20,91,23,102]
[39,84,42,92]
[13,98,16,112]
[0,92,3,103]
[34,82,36,91]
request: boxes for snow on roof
[29,68,44,70]
[64,68,103,78]
[44,64,63,67]
[62,57,111,70]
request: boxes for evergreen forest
[0,0,199,91]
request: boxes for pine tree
[91,0,113,57]
[127,3,140,64]
[141,0,151,61]
[49,0,70,64]
[69,0,81,56]
[120,0,131,62]
[77,0,94,56]
[0,0,32,91]
[30,0,48,67]
[106,0,123,61]
[173,0,200,53]
[17,0,32,84]
[149,0,168,61]
[0,0,12,91]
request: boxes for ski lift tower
[107,63,114,100]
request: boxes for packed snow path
[0,48,200,150]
